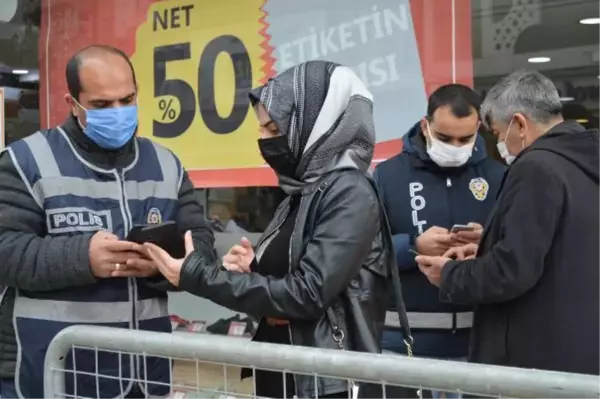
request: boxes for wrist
[249,257,258,272]
[413,234,422,253]
[440,259,457,290]
[80,234,98,280]
[409,234,417,247]
[179,252,201,291]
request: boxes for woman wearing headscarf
[145,61,396,398]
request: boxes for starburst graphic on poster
[132,0,273,171]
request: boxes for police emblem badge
[146,207,162,225]
[469,177,489,202]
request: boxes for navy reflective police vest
[8,127,179,398]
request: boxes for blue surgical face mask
[75,100,138,149]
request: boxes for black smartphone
[127,221,185,258]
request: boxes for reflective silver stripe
[150,141,180,186]
[29,177,179,201]
[15,133,58,206]
[0,286,6,307]
[385,311,473,330]
[123,180,178,201]
[23,132,61,178]
[36,176,122,200]
[13,297,168,324]
[6,147,44,208]
[21,136,180,201]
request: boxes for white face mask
[496,118,520,165]
[425,122,475,168]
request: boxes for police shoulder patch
[146,207,162,225]
[469,177,489,202]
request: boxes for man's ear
[420,118,428,134]
[64,94,77,117]
[420,118,431,146]
[514,113,529,138]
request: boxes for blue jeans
[0,378,17,399]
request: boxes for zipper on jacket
[287,196,302,396]
[445,175,459,336]
[285,184,325,397]
[255,200,292,262]
[255,228,280,262]
[115,170,136,327]
[445,176,454,231]
[114,169,139,381]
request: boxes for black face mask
[257,135,298,178]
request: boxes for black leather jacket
[180,170,391,398]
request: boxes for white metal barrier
[43,325,600,398]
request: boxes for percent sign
[159,98,177,121]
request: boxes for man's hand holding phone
[89,231,143,278]
[111,223,185,278]
[450,222,483,245]
[415,226,454,256]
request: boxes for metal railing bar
[44,325,600,398]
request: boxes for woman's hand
[222,237,254,273]
[144,231,195,287]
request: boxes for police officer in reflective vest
[0,45,215,398]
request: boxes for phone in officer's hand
[450,224,475,233]
[408,249,421,256]
[127,221,185,258]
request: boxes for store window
[201,187,285,233]
[470,0,599,160]
[1,0,598,234]
[0,0,41,146]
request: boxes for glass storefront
[0,0,40,146]
[0,0,597,232]
[470,0,599,160]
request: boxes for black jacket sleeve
[439,153,564,305]
[144,171,216,291]
[178,172,380,320]
[176,172,216,262]
[0,151,96,291]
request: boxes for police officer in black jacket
[374,84,504,398]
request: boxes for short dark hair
[66,45,137,100]
[426,83,481,121]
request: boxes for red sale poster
[40,0,472,187]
